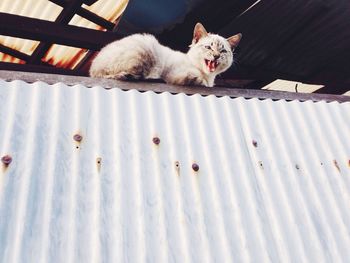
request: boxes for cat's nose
[213,54,220,60]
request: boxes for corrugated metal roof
[0,79,349,262]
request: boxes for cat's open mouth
[205,59,218,72]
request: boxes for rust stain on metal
[1,155,12,172]
[1,155,12,166]
[192,163,199,172]
[152,136,160,145]
[96,157,102,172]
[252,140,258,147]
[73,134,83,142]
[333,160,340,172]
[0,52,25,64]
[43,48,88,70]
[73,133,83,149]
[63,49,87,69]
[175,161,180,176]
[258,161,264,169]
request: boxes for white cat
[90,23,241,87]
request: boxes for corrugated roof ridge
[0,70,349,103]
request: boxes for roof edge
[0,70,349,103]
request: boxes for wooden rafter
[0,13,119,50]
[0,43,30,61]
[49,0,115,30]
[82,0,99,5]
[28,0,86,64]
[313,83,350,95]
[0,62,85,76]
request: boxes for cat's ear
[227,33,242,49]
[192,23,208,44]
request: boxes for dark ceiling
[118,0,350,94]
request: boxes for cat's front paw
[204,78,215,87]
[203,81,214,88]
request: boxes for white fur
[90,27,240,87]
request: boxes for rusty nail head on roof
[333,160,340,172]
[73,134,83,142]
[152,137,160,145]
[1,155,12,165]
[192,163,199,172]
[252,140,258,147]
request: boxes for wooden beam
[0,43,30,61]
[0,45,56,67]
[0,12,120,50]
[49,0,115,30]
[73,50,97,71]
[0,62,86,76]
[215,79,257,89]
[312,83,350,95]
[83,0,98,6]
[244,80,274,90]
[28,0,86,64]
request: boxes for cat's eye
[221,49,227,53]
[205,45,211,50]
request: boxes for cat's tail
[89,57,102,77]
[89,58,112,78]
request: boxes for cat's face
[188,23,242,75]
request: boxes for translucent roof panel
[262,79,324,93]
[0,52,24,64]
[43,44,88,69]
[82,0,128,22]
[0,36,40,56]
[0,0,62,21]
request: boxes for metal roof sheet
[0,79,349,262]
